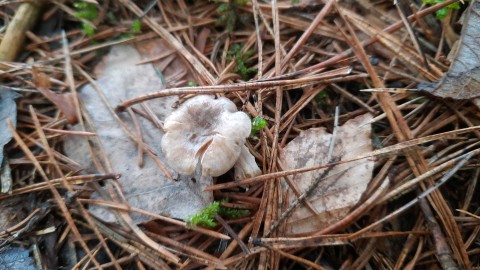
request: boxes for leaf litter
[418,0,480,99]
[279,113,386,235]
[64,40,213,223]
[1,91,20,183]
[1,0,480,269]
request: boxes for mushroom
[161,95,261,179]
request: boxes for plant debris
[0,90,19,193]
[64,42,212,223]
[278,113,381,235]
[418,0,480,99]
[1,0,480,269]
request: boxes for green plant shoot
[251,116,267,136]
[227,43,257,80]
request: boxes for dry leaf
[0,90,19,193]
[279,114,374,235]
[0,247,38,270]
[418,1,480,99]
[32,69,77,124]
[64,40,212,223]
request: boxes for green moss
[73,2,98,36]
[227,43,257,80]
[218,206,249,219]
[73,2,98,20]
[106,12,117,23]
[422,0,463,19]
[314,91,329,109]
[81,22,95,37]
[187,201,220,228]
[187,201,250,228]
[214,0,250,32]
[251,116,267,136]
[118,34,135,39]
[131,19,142,33]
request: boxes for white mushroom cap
[234,145,262,180]
[161,95,252,177]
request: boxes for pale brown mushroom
[161,95,261,179]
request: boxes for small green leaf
[188,81,197,87]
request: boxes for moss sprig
[73,2,98,37]
[215,0,250,32]
[227,43,257,81]
[422,0,465,19]
[186,201,250,228]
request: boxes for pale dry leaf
[0,90,19,193]
[0,247,38,270]
[32,70,77,124]
[418,0,480,99]
[64,40,212,223]
[0,90,18,169]
[279,113,374,235]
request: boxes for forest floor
[1,0,480,269]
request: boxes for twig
[115,67,352,111]
[215,215,250,255]
[0,2,42,65]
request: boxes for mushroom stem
[234,145,262,180]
